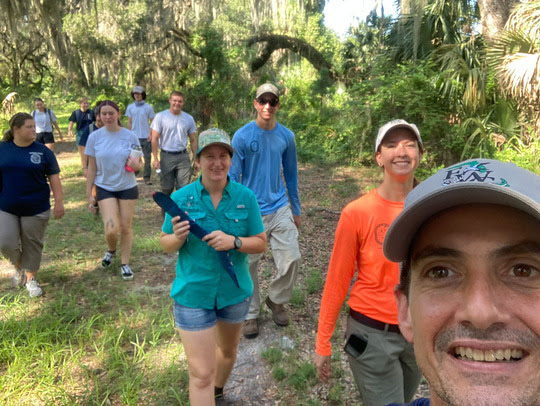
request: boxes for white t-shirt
[32,109,57,133]
[150,110,197,152]
[85,127,140,192]
[125,102,155,139]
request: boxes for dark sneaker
[25,278,43,297]
[121,264,134,280]
[144,179,153,185]
[265,296,290,326]
[12,268,26,288]
[215,395,228,405]
[101,250,116,268]
[242,319,259,339]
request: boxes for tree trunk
[477,0,518,41]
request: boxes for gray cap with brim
[383,158,540,263]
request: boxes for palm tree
[489,0,540,134]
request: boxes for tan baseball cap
[255,83,279,99]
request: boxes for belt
[349,309,401,334]
[161,149,186,155]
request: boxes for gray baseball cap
[375,119,422,152]
[384,158,540,262]
[132,85,145,93]
[255,83,279,99]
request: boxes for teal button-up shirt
[163,177,264,309]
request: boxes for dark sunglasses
[256,98,279,107]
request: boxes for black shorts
[95,185,139,201]
[36,132,55,144]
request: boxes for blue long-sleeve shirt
[229,120,301,216]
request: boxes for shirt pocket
[186,209,207,224]
[223,209,249,236]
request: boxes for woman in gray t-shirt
[84,100,142,281]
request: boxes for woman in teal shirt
[160,128,266,405]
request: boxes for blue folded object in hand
[153,192,239,288]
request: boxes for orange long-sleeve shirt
[316,189,403,356]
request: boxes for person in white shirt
[31,98,63,151]
[151,91,197,197]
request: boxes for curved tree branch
[247,34,334,78]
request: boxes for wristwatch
[233,236,242,250]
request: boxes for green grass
[0,113,189,404]
[261,344,319,396]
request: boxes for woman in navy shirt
[0,112,64,297]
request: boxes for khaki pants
[0,209,50,272]
[246,205,301,320]
[345,315,421,406]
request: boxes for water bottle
[125,146,143,172]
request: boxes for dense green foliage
[1,0,538,173]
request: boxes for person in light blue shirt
[160,128,266,404]
[229,83,301,339]
[126,86,155,184]
[85,100,142,281]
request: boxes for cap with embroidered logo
[196,128,234,156]
[255,83,279,99]
[383,158,540,263]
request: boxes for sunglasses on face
[256,98,279,107]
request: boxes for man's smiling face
[396,204,540,406]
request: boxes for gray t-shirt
[150,110,197,152]
[85,127,140,192]
[32,109,57,133]
[125,102,155,139]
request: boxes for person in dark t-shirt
[0,112,64,297]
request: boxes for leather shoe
[242,319,259,339]
[265,296,290,326]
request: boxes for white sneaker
[12,268,26,288]
[121,264,134,281]
[26,278,43,297]
[101,250,116,267]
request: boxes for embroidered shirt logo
[442,161,509,187]
[29,152,43,164]
[374,223,389,245]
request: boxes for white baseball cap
[375,119,423,152]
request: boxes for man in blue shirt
[230,83,301,339]
[384,159,540,406]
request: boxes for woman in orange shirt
[314,120,424,406]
